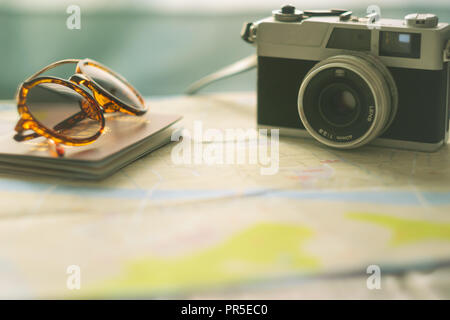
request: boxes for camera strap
[185,55,257,95]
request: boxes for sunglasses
[14,59,148,156]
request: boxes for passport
[0,111,182,180]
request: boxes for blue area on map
[0,104,14,111]
[0,177,449,206]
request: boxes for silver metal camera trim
[298,63,381,149]
[444,39,450,147]
[254,16,450,71]
[297,54,397,149]
[258,124,446,152]
[445,40,450,62]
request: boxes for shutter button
[405,13,439,28]
[273,5,304,22]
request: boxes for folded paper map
[0,94,449,299]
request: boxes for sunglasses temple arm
[53,96,103,131]
[13,131,65,157]
[13,111,86,144]
[13,118,38,142]
[13,131,40,142]
[52,111,87,132]
[24,59,81,82]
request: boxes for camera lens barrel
[298,53,398,149]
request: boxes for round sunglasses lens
[26,83,103,140]
[81,63,145,111]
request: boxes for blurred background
[0,0,449,100]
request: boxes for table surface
[0,92,449,299]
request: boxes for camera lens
[298,54,398,149]
[318,83,360,127]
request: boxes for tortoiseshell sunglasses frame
[14,58,148,147]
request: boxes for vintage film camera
[241,6,450,151]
